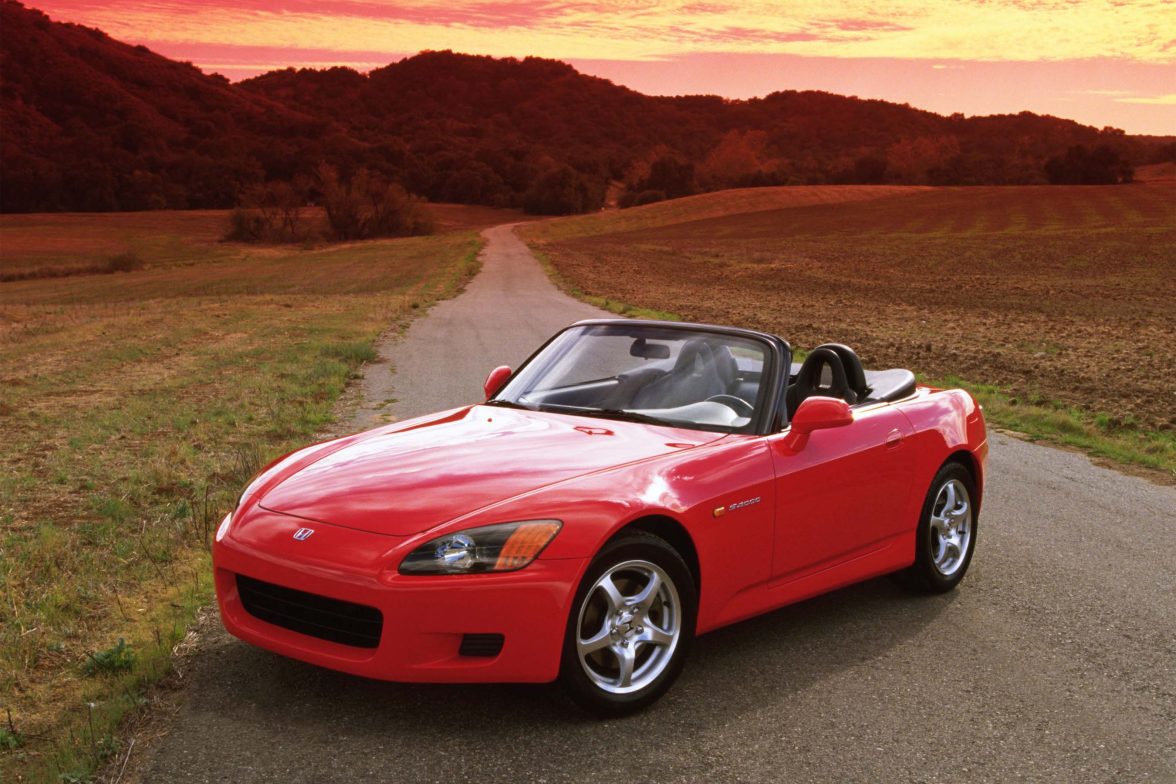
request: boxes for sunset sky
[32,1,1176,135]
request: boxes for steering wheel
[705,394,754,417]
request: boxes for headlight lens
[399,520,561,575]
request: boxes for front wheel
[560,531,697,716]
[901,462,978,593]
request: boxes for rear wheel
[560,531,696,716]
[902,462,978,593]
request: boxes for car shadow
[178,575,952,764]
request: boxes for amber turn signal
[494,521,562,570]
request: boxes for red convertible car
[214,320,987,714]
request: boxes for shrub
[224,181,310,243]
[0,727,24,751]
[104,252,143,273]
[317,165,434,240]
[83,638,136,675]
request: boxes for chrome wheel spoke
[579,627,612,655]
[598,575,626,614]
[631,571,662,610]
[942,482,957,515]
[636,621,673,648]
[614,643,636,688]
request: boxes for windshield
[493,324,771,433]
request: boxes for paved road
[142,225,1175,783]
[345,223,607,431]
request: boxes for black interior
[786,347,856,416]
[514,327,914,428]
[785,345,917,418]
[861,368,917,404]
[814,343,868,401]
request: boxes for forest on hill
[1,1,1171,214]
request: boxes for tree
[1044,145,1133,185]
[696,130,776,189]
[642,156,696,199]
[523,166,601,215]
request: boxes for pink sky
[32,1,1176,135]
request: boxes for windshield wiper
[483,399,535,411]
[535,404,677,427]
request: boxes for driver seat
[813,343,868,403]
[631,339,733,409]
[786,347,858,418]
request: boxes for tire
[901,461,979,594]
[560,530,697,717]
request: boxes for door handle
[886,429,904,448]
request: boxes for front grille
[459,633,504,657]
[236,574,383,649]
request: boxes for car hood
[257,405,723,536]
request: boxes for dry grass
[528,185,928,243]
[522,183,1176,475]
[0,207,503,782]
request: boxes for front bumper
[213,511,588,683]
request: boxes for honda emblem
[292,527,315,541]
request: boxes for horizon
[26,0,1176,136]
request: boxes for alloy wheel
[574,559,681,695]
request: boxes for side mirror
[782,397,852,452]
[483,365,512,400]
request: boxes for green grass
[933,374,1174,475]
[81,640,136,677]
[0,214,485,783]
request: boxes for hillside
[1,1,1171,213]
[0,2,332,212]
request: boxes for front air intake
[236,574,383,649]
[459,633,505,657]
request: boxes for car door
[766,403,915,585]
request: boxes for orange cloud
[1116,93,1176,105]
[35,1,1176,62]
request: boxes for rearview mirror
[781,396,853,452]
[483,365,512,400]
[630,338,670,360]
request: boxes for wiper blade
[483,399,535,411]
[592,408,676,425]
[536,404,676,427]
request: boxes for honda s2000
[214,320,987,714]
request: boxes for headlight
[399,520,561,575]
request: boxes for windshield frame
[489,319,791,435]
